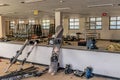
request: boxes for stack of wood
[106,43,120,51]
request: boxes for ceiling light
[4,12,17,15]
[88,4,113,8]
[59,0,64,3]
[55,7,71,11]
[0,4,9,7]
[21,0,43,3]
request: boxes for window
[29,20,35,25]
[42,19,50,29]
[19,20,24,24]
[110,17,120,29]
[89,17,102,29]
[69,18,79,29]
[10,21,15,29]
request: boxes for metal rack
[84,18,100,40]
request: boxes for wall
[4,15,120,40]
[0,42,120,78]
[100,17,120,40]
[63,16,120,40]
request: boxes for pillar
[55,11,62,27]
[0,16,6,38]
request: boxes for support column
[0,16,6,38]
[55,11,62,27]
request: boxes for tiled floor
[0,59,117,80]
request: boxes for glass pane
[110,17,116,20]
[90,26,95,29]
[75,22,79,25]
[110,26,116,29]
[42,20,45,23]
[42,27,45,29]
[46,23,50,25]
[45,20,47,22]
[117,17,120,20]
[45,26,49,29]
[10,27,14,29]
[110,21,116,25]
[70,27,74,29]
[117,21,120,25]
[70,23,74,25]
[46,20,50,22]
[75,25,79,29]
[32,20,35,23]
[96,22,102,25]
[70,25,74,29]
[117,26,120,29]
[11,21,15,24]
[21,21,23,23]
[10,24,14,26]
[43,24,46,26]
[19,21,24,24]
[96,17,101,21]
[70,19,74,22]
[96,26,102,29]
[90,18,95,21]
[75,19,79,21]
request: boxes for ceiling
[1,0,120,19]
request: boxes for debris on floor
[106,43,120,51]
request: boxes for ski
[14,67,49,80]
[0,67,48,80]
[1,70,38,80]
[48,25,63,75]
[5,39,29,73]
[0,66,36,79]
[19,40,39,70]
[13,70,38,80]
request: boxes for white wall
[0,42,120,78]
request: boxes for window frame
[18,20,25,24]
[29,20,35,25]
[89,17,102,30]
[42,19,50,30]
[9,21,15,29]
[109,16,120,30]
[69,18,80,30]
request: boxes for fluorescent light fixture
[55,7,71,11]
[22,0,43,3]
[0,4,9,7]
[4,12,17,15]
[59,0,64,3]
[88,4,113,8]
